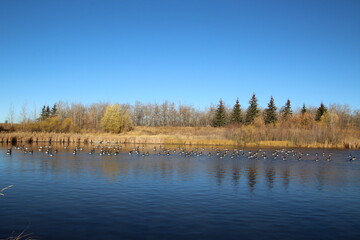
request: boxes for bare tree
[32,103,37,121]
[7,104,15,127]
[19,102,28,124]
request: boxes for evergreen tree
[301,104,307,115]
[46,106,50,118]
[315,103,327,121]
[40,105,46,120]
[230,98,242,124]
[51,104,57,116]
[39,105,50,121]
[212,99,227,127]
[245,94,260,125]
[264,96,278,125]
[281,99,292,119]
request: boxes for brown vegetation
[1,123,359,148]
[1,100,359,149]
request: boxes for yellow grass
[1,126,359,149]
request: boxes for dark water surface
[1,144,360,240]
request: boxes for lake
[1,144,360,240]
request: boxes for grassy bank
[0,127,234,146]
[1,126,359,149]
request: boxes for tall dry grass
[1,232,36,240]
[1,121,359,148]
[224,114,360,148]
[1,186,36,240]
[0,185,13,196]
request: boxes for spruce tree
[46,106,51,118]
[281,99,292,119]
[212,99,227,127]
[245,94,260,125]
[301,104,307,115]
[40,105,48,121]
[315,103,327,121]
[230,98,242,124]
[264,96,278,125]
[51,104,57,116]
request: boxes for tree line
[212,94,333,127]
[3,94,360,134]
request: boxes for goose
[349,155,356,161]
[6,148,12,155]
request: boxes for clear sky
[1,0,359,122]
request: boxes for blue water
[1,145,360,240]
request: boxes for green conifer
[39,105,50,121]
[46,106,50,118]
[51,104,57,116]
[212,99,227,127]
[245,94,260,125]
[315,103,327,121]
[281,99,292,119]
[230,98,242,124]
[264,96,278,125]
[301,104,307,115]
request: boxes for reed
[1,125,359,149]
[1,232,36,240]
[0,185,13,196]
[0,186,36,240]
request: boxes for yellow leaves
[321,112,340,127]
[101,104,133,134]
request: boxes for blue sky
[1,0,359,122]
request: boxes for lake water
[1,144,360,240]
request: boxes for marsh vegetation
[1,95,360,148]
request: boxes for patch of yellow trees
[100,104,133,133]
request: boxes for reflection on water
[1,144,360,240]
[2,143,360,190]
[266,166,275,190]
[2,144,360,192]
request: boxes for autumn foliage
[2,97,359,148]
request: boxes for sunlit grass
[0,125,359,148]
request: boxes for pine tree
[212,99,227,127]
[46,106,50,118]
[315,103,327,121]
[301,104,307,115]
[245,94,260,125]
[40,105,46,120]
[39,105,50,121]
[230,98,242,124]
[51,104,57,116]
[264,96,278,125]
[281,99,292,119]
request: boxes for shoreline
[1,130,359,149]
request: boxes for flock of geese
[5,145,358,162]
